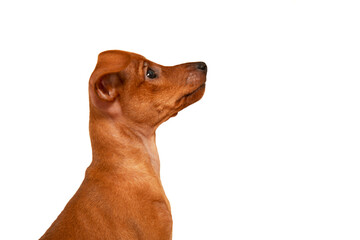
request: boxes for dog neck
[88,111,161,178]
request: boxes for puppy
[40,50,207,240]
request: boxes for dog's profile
[40,50,207,240]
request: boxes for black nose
[196,62,207,72]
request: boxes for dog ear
[89,50,131,103]
[95,73,121,102]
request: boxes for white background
[0,0,359,239]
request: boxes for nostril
[197,62,207,71]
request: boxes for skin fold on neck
[87,109,161,179]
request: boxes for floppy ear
[89,50,130,104]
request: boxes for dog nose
[196,62,207,72]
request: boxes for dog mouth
[174,83,206,111]
[183,83,206,98]
[175,83,206,108]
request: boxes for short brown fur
[40,50,207,240]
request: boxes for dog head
[89,50,207,129]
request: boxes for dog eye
[146,68,157,79]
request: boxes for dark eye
[146,68,157,79]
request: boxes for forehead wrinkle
[136,59,146,76]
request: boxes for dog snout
[196,62,207,72]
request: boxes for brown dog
[40,50,207,240]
